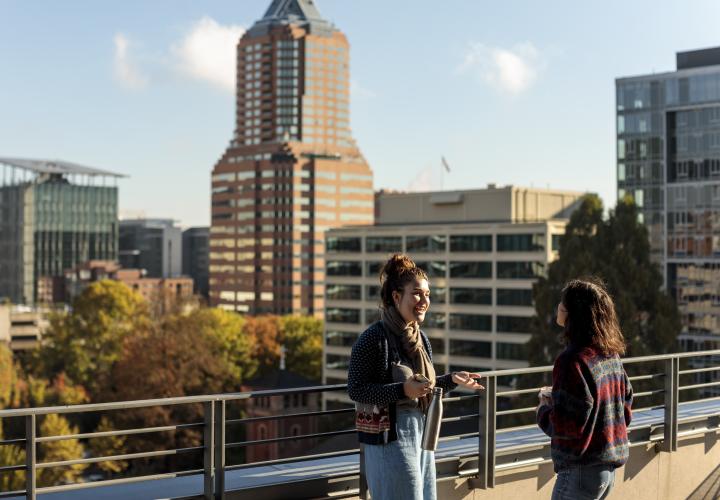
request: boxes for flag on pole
[441,156,451,173]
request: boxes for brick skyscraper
[210,0,373,316]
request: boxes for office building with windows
[617,47,720,358]
[119,219,182,278]
[322,186,585,397]
[209,0,373,316]
[0,157,121,305]
[183,227,210,298]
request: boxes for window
[496,288,533,306]
[431,286,446,304]
[326,308,360,324]
[496,315,532,334]
[497,234,545,252]
[406,235,447,253]
[366,261,383,277]
[449,261,492,279]
[366,236,402,253]
[449,313,491,331]
[365,308,381,323]
[449,339,491,358]
[551,235,562,252]
[496,262,545,279]
[326,353,351,370]
[496,342,528,361]
[326,284,361,301]
[326,236,361,252]
[428,337,445,354]
[424,312,446,329]
[366,285,380,301]
[415,261,446,278]
[450,235,492,252]
[449,288,492,305]
[325,331,358,347]
[326,261,362,276]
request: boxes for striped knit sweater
[536,345,633,472]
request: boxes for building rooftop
[247,0,335,36]
[0,157,125,178]
[372,185,587,226]
[677,46,720,70]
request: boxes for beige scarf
[381,306,436,412]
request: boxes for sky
[1,0,719,228]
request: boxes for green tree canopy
[33,280,151,398]
[528,195,681,366]
[279,315,323,381]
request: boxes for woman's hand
[451,371,484,390]
[538,386,552,407]
[403,377,431,399]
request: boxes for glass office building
[0,158,121,305]
[617,47,720,362]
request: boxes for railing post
[474,375,496,489]
[203,401,215,500]
[358,443,368,499]
[25,414,36,500]
[214,400,226,500]
[663,356,679,452]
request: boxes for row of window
[324,339,528,363]
[326,260,545,280]
[327,234,552,254]
[325,308,533,333]
[326,284,532,306]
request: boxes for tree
[37,414,87,487]
[528,195,681,367]
[243,315,282,375]
[0,427,24,492]
[279,316,323,381]
[87,416,128,477]
[33,280,151,399]
[0,343,23,409]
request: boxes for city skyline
[1,1,720,227]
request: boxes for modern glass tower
[616,47,720,357]
[210,0,374,316]
[0,158,121,305]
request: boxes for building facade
[209,0,373,316]
[119,219,182,278]
[616,47,720,356]
[182,227,210,299]
[0,158,121,305]
[322,186,584,400]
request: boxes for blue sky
[1,0,719,227]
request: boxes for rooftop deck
[2,350,720,499]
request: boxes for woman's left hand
[451,371,484,390]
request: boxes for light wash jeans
[552,464,616,500]
[363,408,436,500]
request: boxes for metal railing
[0,349,719,499]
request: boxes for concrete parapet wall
[434,432,720,500]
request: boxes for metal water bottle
[421,387,443,451]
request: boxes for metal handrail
[1,348,719,499]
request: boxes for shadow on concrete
[704,430,718,455]
[622,444,656,481]
[494,462,554,491]
[686,462,720,500]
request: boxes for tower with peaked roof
[210,0,374,316]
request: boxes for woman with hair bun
[347,253,483,500]
[537,278,634,500]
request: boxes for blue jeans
[363,408,436,500]
[552,465,616,500]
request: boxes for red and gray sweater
[537,346,633,472]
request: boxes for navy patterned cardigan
[347,321,457,445]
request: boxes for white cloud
[459,42,544,94]
[171,16,245,92]
[407,166,435,192]
[113,33,148,89]
[351,80,376,99]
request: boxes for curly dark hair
[379,253,428,310]
[561,277,626,356]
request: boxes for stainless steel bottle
[421,387,443,451]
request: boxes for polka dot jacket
[347,321,457,445]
